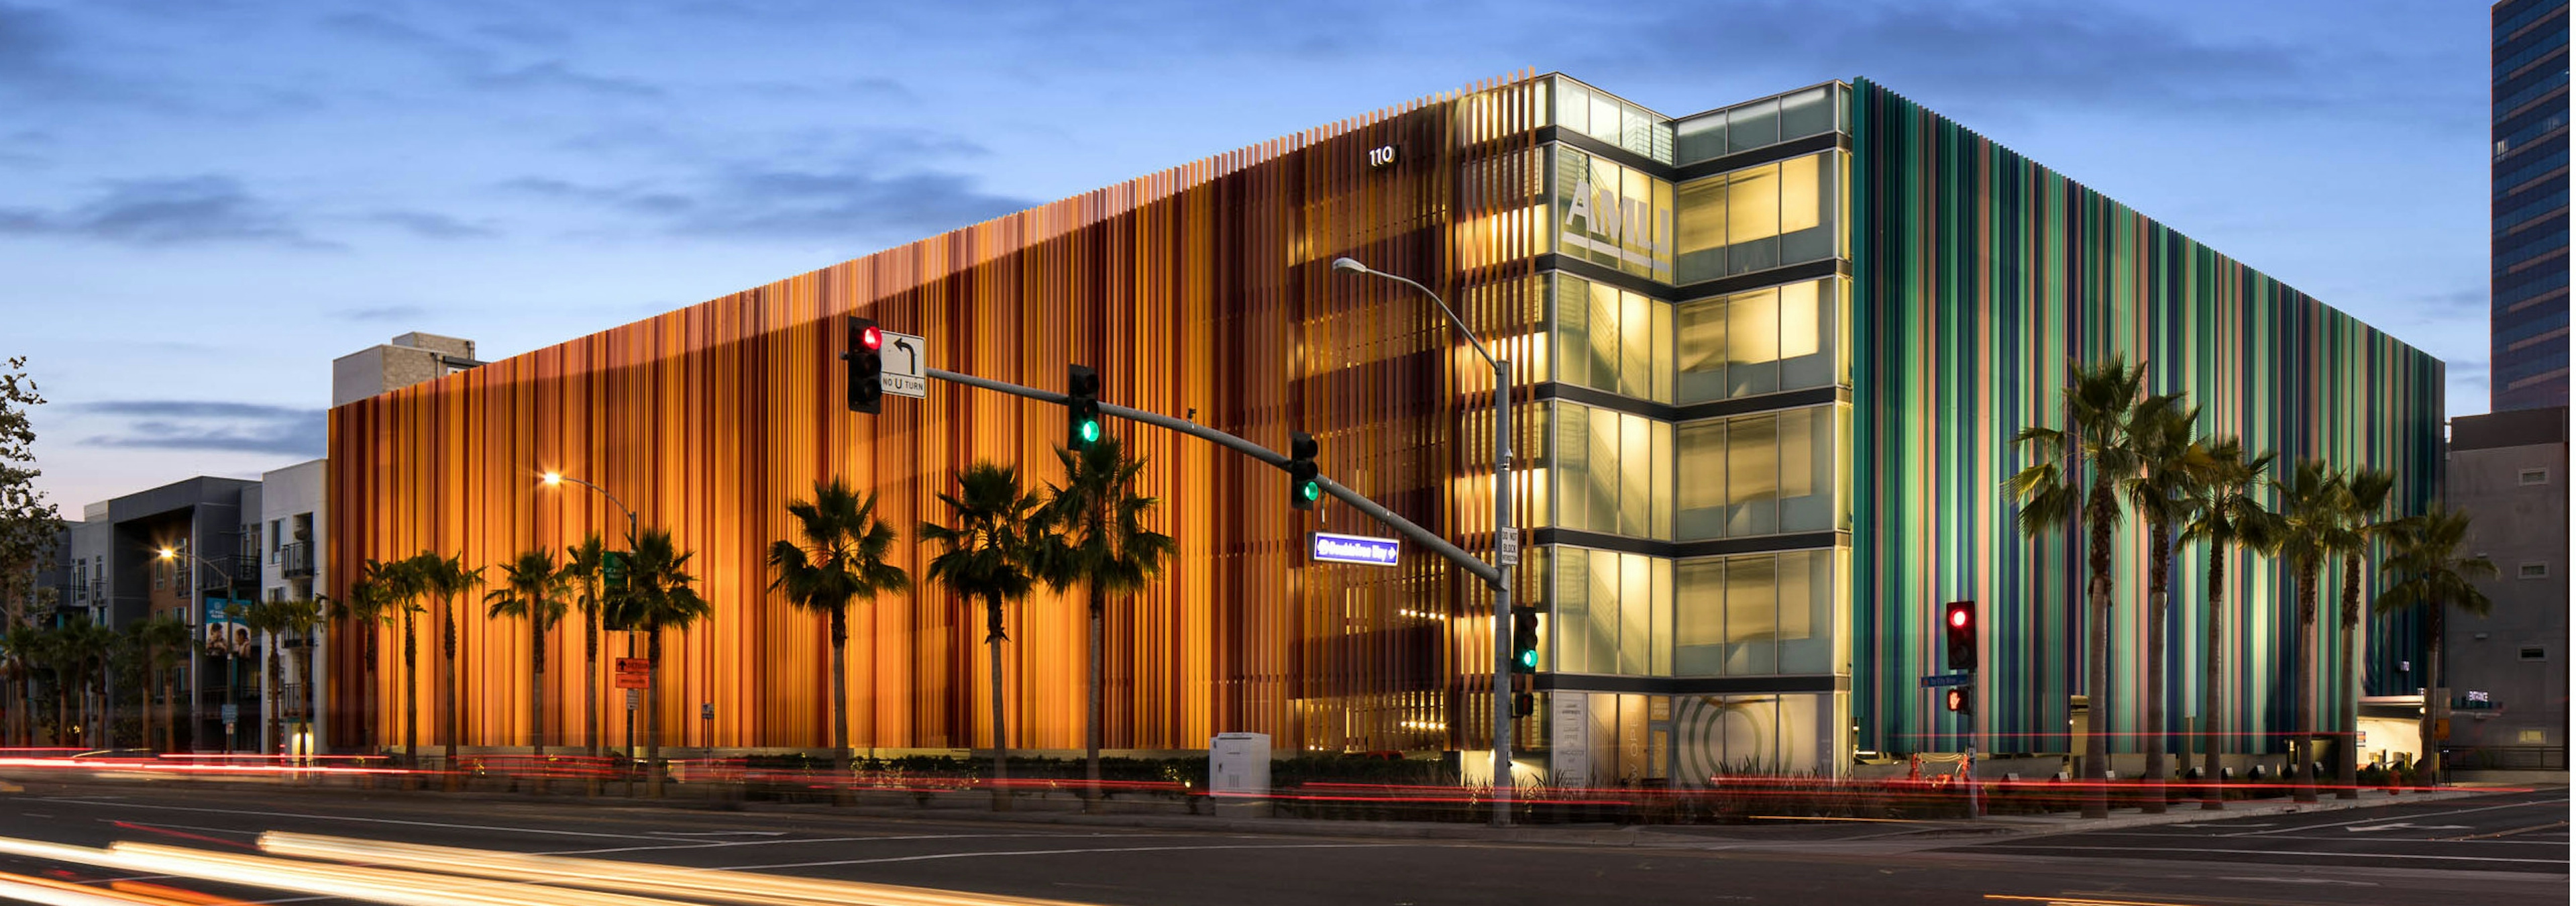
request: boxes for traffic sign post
[879,330,927,399]
[615,658,651,690]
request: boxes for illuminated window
[1674,151,1842,283]
[1676,278,1845,403]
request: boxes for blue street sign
[1921,673,1970,688]
[1311,532,1400,566]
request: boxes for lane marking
[2342,822,2471,832]
[2159,822,2274,829]
[2006,831,2568,846]
[1982,895,2229,906]
[2210,876,2375,886]
[2224,799,2571,838]
[1972,844,2567,865]
[545,832,1185,856]
[2443,821,2570,842]
[23,796,663,841]
[722,842,1402,870]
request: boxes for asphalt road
[1941,789,2571,874]
[0,779,2557,906]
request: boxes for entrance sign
[879,330,927,398]
[1311,532,1400,566]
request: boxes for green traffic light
[1079,419,1101,443]
[1299,481,1320,501]
[1516,649,1538,669]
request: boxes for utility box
[1208,732,1271,817]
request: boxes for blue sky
[1,0,2497,509]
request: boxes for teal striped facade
[1846,80,2447,756]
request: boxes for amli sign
[1311,532,1400,566]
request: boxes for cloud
[1578,0,2451,120]
[320,10,664,101]
[503,160,1035,241]
[0,176,333,248]
[0,3,70,84]
[367,209,498,239]
[77,400,325,456]
[335,305,429,322]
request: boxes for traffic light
[1945,685,1972,715]
[843,316,883,413]
[1067,364,1102,449]
[1286,432,1321,509]
[1510,605,1540,674]
[1512,691,1535,719]
[1942,600,1978,672]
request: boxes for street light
[158,545,244,754]
[1330,256,1517,827]
[541,471,639,543]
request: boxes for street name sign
[1311,532,1400,566]
[1920,673,1970,688]
[881,330,928,399]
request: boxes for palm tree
[562,535,608,758]
[333,559,409,758]
[486,548,570,768]
[1037,438,1175,799]
[1,623,42,746]
[2269,458,2345,803]
[604,528,712,799]
[363,557,431,766]
[766,478,910,804]
[2330,468,2398,799]
[2178,439,2277,807]
[2373,507,2495,783]
[2006,356,2157,819]
[236,598,323,757]
[411,552,485,787]
[2118,398,2205,813]
[920,462,1044,811]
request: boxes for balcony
[280,542,315,580]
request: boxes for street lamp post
[1331,256,1517,827]
[158,546,240,754]
[540,470,641,788]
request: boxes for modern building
[325,74,2444,783]
[2492,0,2570,411]
[331,332,484,409]
[2444,406,2569,774]
[256,459,328,755]
[65,476,260,750]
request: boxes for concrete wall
[2444,406,2569,771]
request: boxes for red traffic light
[1948,607,1970,629]
[1945,687,1970,713]
[860,325,883,350]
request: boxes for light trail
[259,833,1101,906]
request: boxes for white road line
[23,797,665,841]
[722,842,1403,870]
[545,832,1185,856]
[1976,844,2567,865]
[2224,800,2571,838]
[2030,830,2572,846]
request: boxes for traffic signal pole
[926,366,1502,587]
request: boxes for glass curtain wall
[1675,276,1849,402]
[1675,151,1843,283]
[1552,146,1675,281]
[1548,545,1847,679]
[1551,272,1673,402]
[1674,404,1847,540]
[1548,400,1674,540]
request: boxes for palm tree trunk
[586,608,600,758]
[2143,520,2171,813]
[645,628,665,799]
[829,607,851,807]
[268,642,284,756]
[2200,547,2227,809]
[1087,585,1104,807]
[299,640,317,767]
[985,595,1009,813]
[2293,560,2319,803]
[2082,481,2113,819]
[443,605,461,791]
[2334,554,2362,799]
[2421,602,2444,782]
[162,668,176,753]
[531,615,547,795]
[403,611,419,774]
